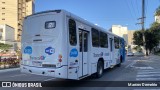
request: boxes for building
[0,24,15,44]
[0,0,35,41]
[109,25,128,45]
[128,30,136,46]
[155,16,160,23]
[109,25,142,53]
[0,24,17,52]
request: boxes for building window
[2,13,5,15]
[92,28,99,47]
[69,19,77,46]
[0,29,3,32]
[2,7,5,9]
[2,18,5,20]
[2,2,5,4]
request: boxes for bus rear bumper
[20,65,68,78]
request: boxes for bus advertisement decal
[24,46,32,55]
[70,48,78,57]
[45,47,55,55]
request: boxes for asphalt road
[0,55,160,90]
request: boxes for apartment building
[0,24,15,43]
[128,30,136,46]
[109,25,128,45]
[0,0,35,41]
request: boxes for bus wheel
[117,57,122,67]
[117,62,121,67]
[96,61,104,78]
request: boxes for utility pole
[137,0,147,55]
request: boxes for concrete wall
[0,24,17,52]
[0,0,35,41]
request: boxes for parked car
[127,52,134,56]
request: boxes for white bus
[21,10,125,80]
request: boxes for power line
[125,0,139,30]
[136,0,140,16]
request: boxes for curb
[0,68,20,73]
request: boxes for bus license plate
[32,61,42,67]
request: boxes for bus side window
[114,37,120,49]
[100,31,108,48]
[91,28,99,47]
[69,19,77,46]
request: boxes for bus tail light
[58,54,62,62]
[58,59,62,62]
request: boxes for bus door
[79,29,89,77]
[109,38,114,65]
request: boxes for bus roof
[25,9,123,39]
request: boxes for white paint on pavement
[133,89,160,90]
[136,68,160,81]
[135,66,154,69]
[10,74,27,77]
[43,78,55,81]
[137,74,160,78]
[138,72,160,75]
[125,61,137,68]
[136,78,160,81]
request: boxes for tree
[133,46,142,53]
[133,28,160,54]
[145,29,159,53]
[0,43,12,53]
[133,30,143,46]
[133,6,160,54]
[155,6,160,16]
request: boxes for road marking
[137,74,160,78]
[138,72,160,75]
[133,89,160,90]
[10,74,27,77]
[136,69,160,81]
[43,78,55,81]
[125,61,137,68]
[138,69,160,72]
[135,67,154,69]
[135,67,154,70]
[136,77,160,81]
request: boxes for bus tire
[96,61,104,78]
[117,56,122,67]
[117,62,121,67]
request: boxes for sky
[35,0,160,31]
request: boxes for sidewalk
[0,67,20,73]
[133,54,160,70]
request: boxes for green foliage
[133,46,142,52]
[145,29,159,52]
[133,22,160,53]
[133,31,143,46]
[0,43,12,52]
[0,62,5,65]
[155,6,160,16]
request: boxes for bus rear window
[69,19,77,46]
[45,21,56,29]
